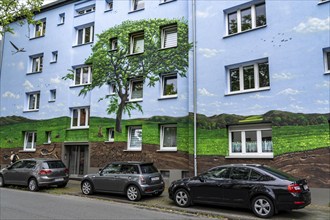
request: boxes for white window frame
[129,79,143,101]
[225,1,266,36]
[24,131,37,151]
[46,131,52,144]
[71,107,90,129]
[228,124,273,158]
[49,89,56,102]
[160,124,177,151]
[105,0,113,11]
[76,25,94,45]
[127,126,142,151]
[130,32,144,54]
[323,48,330,74]
[74,66,92,86]
[131,0,144,11]
[161,25,177,49]
[110,38,118,50]
[161,74,177,98]
[34,19,46,38]
[58,13,65,25]
[227,59,269,95]
[76,5,95,15]
[160,0,176,4]
[30,55,43,73]
[107,128,115,142]
[26,92,40,111]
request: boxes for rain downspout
[192,0,197,176]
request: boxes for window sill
[223,25,267,39]
[74,11,95,18]
[127,99,143,103]
[104,9,113,13]
[27,71,42,75]
[127,52,144,56]
[124,149,142,152]
[318,0,329,5]
[159,46,178,51]
[128,8,144,14]
[225,87,270,96]
[70,84,91,88]
[226,154,274,159]
[48,100,56,103]
[159,0,177,6]
[158,95,177,100]
[157,149,177,152]
[324,71,330,75]
[23,110,39,113]
[19,149,36,153]
[50,61,57,64]
[67,127,89,130]
[29,35,45,40]
[72,42,93,48]
[57,23,64,26]
[43,142,51,145]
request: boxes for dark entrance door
[67,145,88,176]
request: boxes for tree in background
[63,18,192,133]
[0,0,43,36]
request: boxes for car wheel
[252,195,274,218]
[81,180,94,195]
[0,175,5,187]
[126,185,141,201]
[28,178,39,192]
[174,188,191,207]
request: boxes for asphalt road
[0,188,208,220]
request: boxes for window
[107,128,114,142]
[76,5,95,15]
[51,51,58,63]
[205,167,231,179]
[160,0,176,4]
[227,59,269,94]
[161,74,177,98]
[160,124,177,151]
[160,170,170,178]
[109,83,116,95]
[27,92,40,111]
[49,89,56,102]
[58,13,65,25]
[229,124,273,158]
[323,48,330,74]
[128,126,142,150]
[24,131,37,151]
[226,2,266,36]
[131,0,144,11]
[230,167,250,180]
[129,79,143,101]
[105,0,113,11]
[74,66,92,86]
[71,107,89,128]
[109,38,118,50]
[34,19,46,38]
[45,131,51,143]
[161,25,177,49]
[76,25,94,45]
[30,54,43,73]
[130,32,144,54]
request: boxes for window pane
[82,67,89,84]
[327,52,330,71]
[131,81,143,99]
[36,93,40,109]
[134,0,144,10]
[229,68,240,92]
[241,8,252,31]
[80,109,86,126]
[228,12,237,34]
[28,94,34,110]
[231,131,241,152]
[163,126,177,148]
[75,68,81,85]
[78,29,83,45]
[231,167,250,180]
[72,109,78,126]
[163,76,177,96]
[258,62,269,88]
[243,65,255,90]
[164,28,177,48]
[133,35,144,53]
[39,56,43,72]
[262,130,272,152]
[130,127,142,148]
[246,131,257,152]
[85,27,91,43]
[256,3,266,27]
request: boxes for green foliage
[0,0,43,36]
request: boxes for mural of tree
[64,18,192,133]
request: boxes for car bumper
[277,191,311,210]
[37,176,69,187]
[140,183,165,195]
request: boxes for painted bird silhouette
[10,41,26,54]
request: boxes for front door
[66,145,88,177]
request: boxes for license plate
[151,177,159,181]
[303,185,309,190]
[55,178,64,182]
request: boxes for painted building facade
[0,0,329,187]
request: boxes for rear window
[258,166,296,181]
[42,161,66,169]
[140,164,158,174]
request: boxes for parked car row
[0,159,311,218]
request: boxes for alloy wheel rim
[127,186,138,200]
[29,180,36,191]
[82,182,91,194]
[0,176,3,186]
[176,191,188,206]
[254,198,271,216]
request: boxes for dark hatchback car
[81,161,164,201]
[169,164,311,218]
[0,158,69,191]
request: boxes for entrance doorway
[65,145,88,177]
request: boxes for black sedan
[168,164,311,218]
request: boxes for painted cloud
[23,80,34,90]
[2,91,20,99]
[196,6,216,18]
[198,88,216,97]
[199,48,225,58]
[293,17,330,33]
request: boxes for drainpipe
[192,0,197,176]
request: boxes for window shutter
[164,29,177,48]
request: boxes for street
[0,188,207,220]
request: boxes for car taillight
[288,183,302,193]
[140,176,147,184]
[39,169,52,175]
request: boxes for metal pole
[192,0,197,176]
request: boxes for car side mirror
[199,175,206,182]
[98,168,103,176]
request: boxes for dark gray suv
[0,158,69,191]
[81,161,164,201]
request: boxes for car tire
[126,185,141,201]
[0,175,5,187]
[81,180,94,195]
[252,195,274,218]
[28,178,39,192]
[174,188,191,207]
